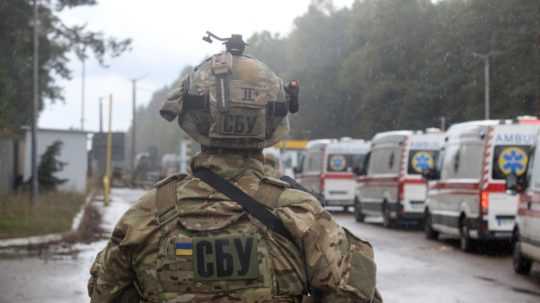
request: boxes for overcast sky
[39,0,354,132]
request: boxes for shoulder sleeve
[88,190,158,302]
[275,189,382,303]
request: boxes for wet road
[336,213,540,303]
[0,189,539,303]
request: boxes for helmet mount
[203,31,247,56]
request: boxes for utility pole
[472,53,490,120]
[473,51,501,120]
[31,0,40,204]
[103,94,113,207]
[80,58,86,130]
[99,97,104,133]
[483,56,490,120]
[131,79,137,173]
[440,116,446,131]
[130,74,147,172]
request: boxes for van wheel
[460,223,475,253]
[354,199,365,222]
[424,211,438,240]
[513,235,532,275]
[382,204,395,228]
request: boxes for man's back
[89,33,381,303]
[89,153,381,302]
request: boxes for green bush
[38,140,68,192]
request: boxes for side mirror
[421,168,440,181]
[506,174,526,194]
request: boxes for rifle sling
[192,167,296,247]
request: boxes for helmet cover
[162,53,291,149]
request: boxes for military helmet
[160,33,299,150]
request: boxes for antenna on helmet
[203,31,247,56]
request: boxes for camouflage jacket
[88,152,382,303]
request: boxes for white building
[24,128,88,193]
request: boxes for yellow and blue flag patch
[175,241,193,256]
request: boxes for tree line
[133,0,540,158]
[2,0,539,158]
[248,0,540,139]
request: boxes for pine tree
[38,140,68,191]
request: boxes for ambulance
[262,147,284,175]
[423,118,540,252]
[296,138,370,211]
[506,127,540,275]
[355,129,444,226]
[274,139,308,177]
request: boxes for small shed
[24,128,88,193]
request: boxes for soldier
[88,33,382,303]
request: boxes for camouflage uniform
[88,34,382,303]
[88,153,381,302]
[263,154,281,178]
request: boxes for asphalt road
[0,189,539,303]
[334,212,540,303]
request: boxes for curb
[0,190,97,249]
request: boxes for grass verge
[0,191,86,240]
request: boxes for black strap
[193,167,296,247]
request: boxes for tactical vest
[145,174,306,303]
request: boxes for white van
[160,153,181,178]
[274,140,308,178]
[296,138,370,211]
[355,129,444,226]
[507,127,540,275]
[263,147,285,176]
[424,119,540,252]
